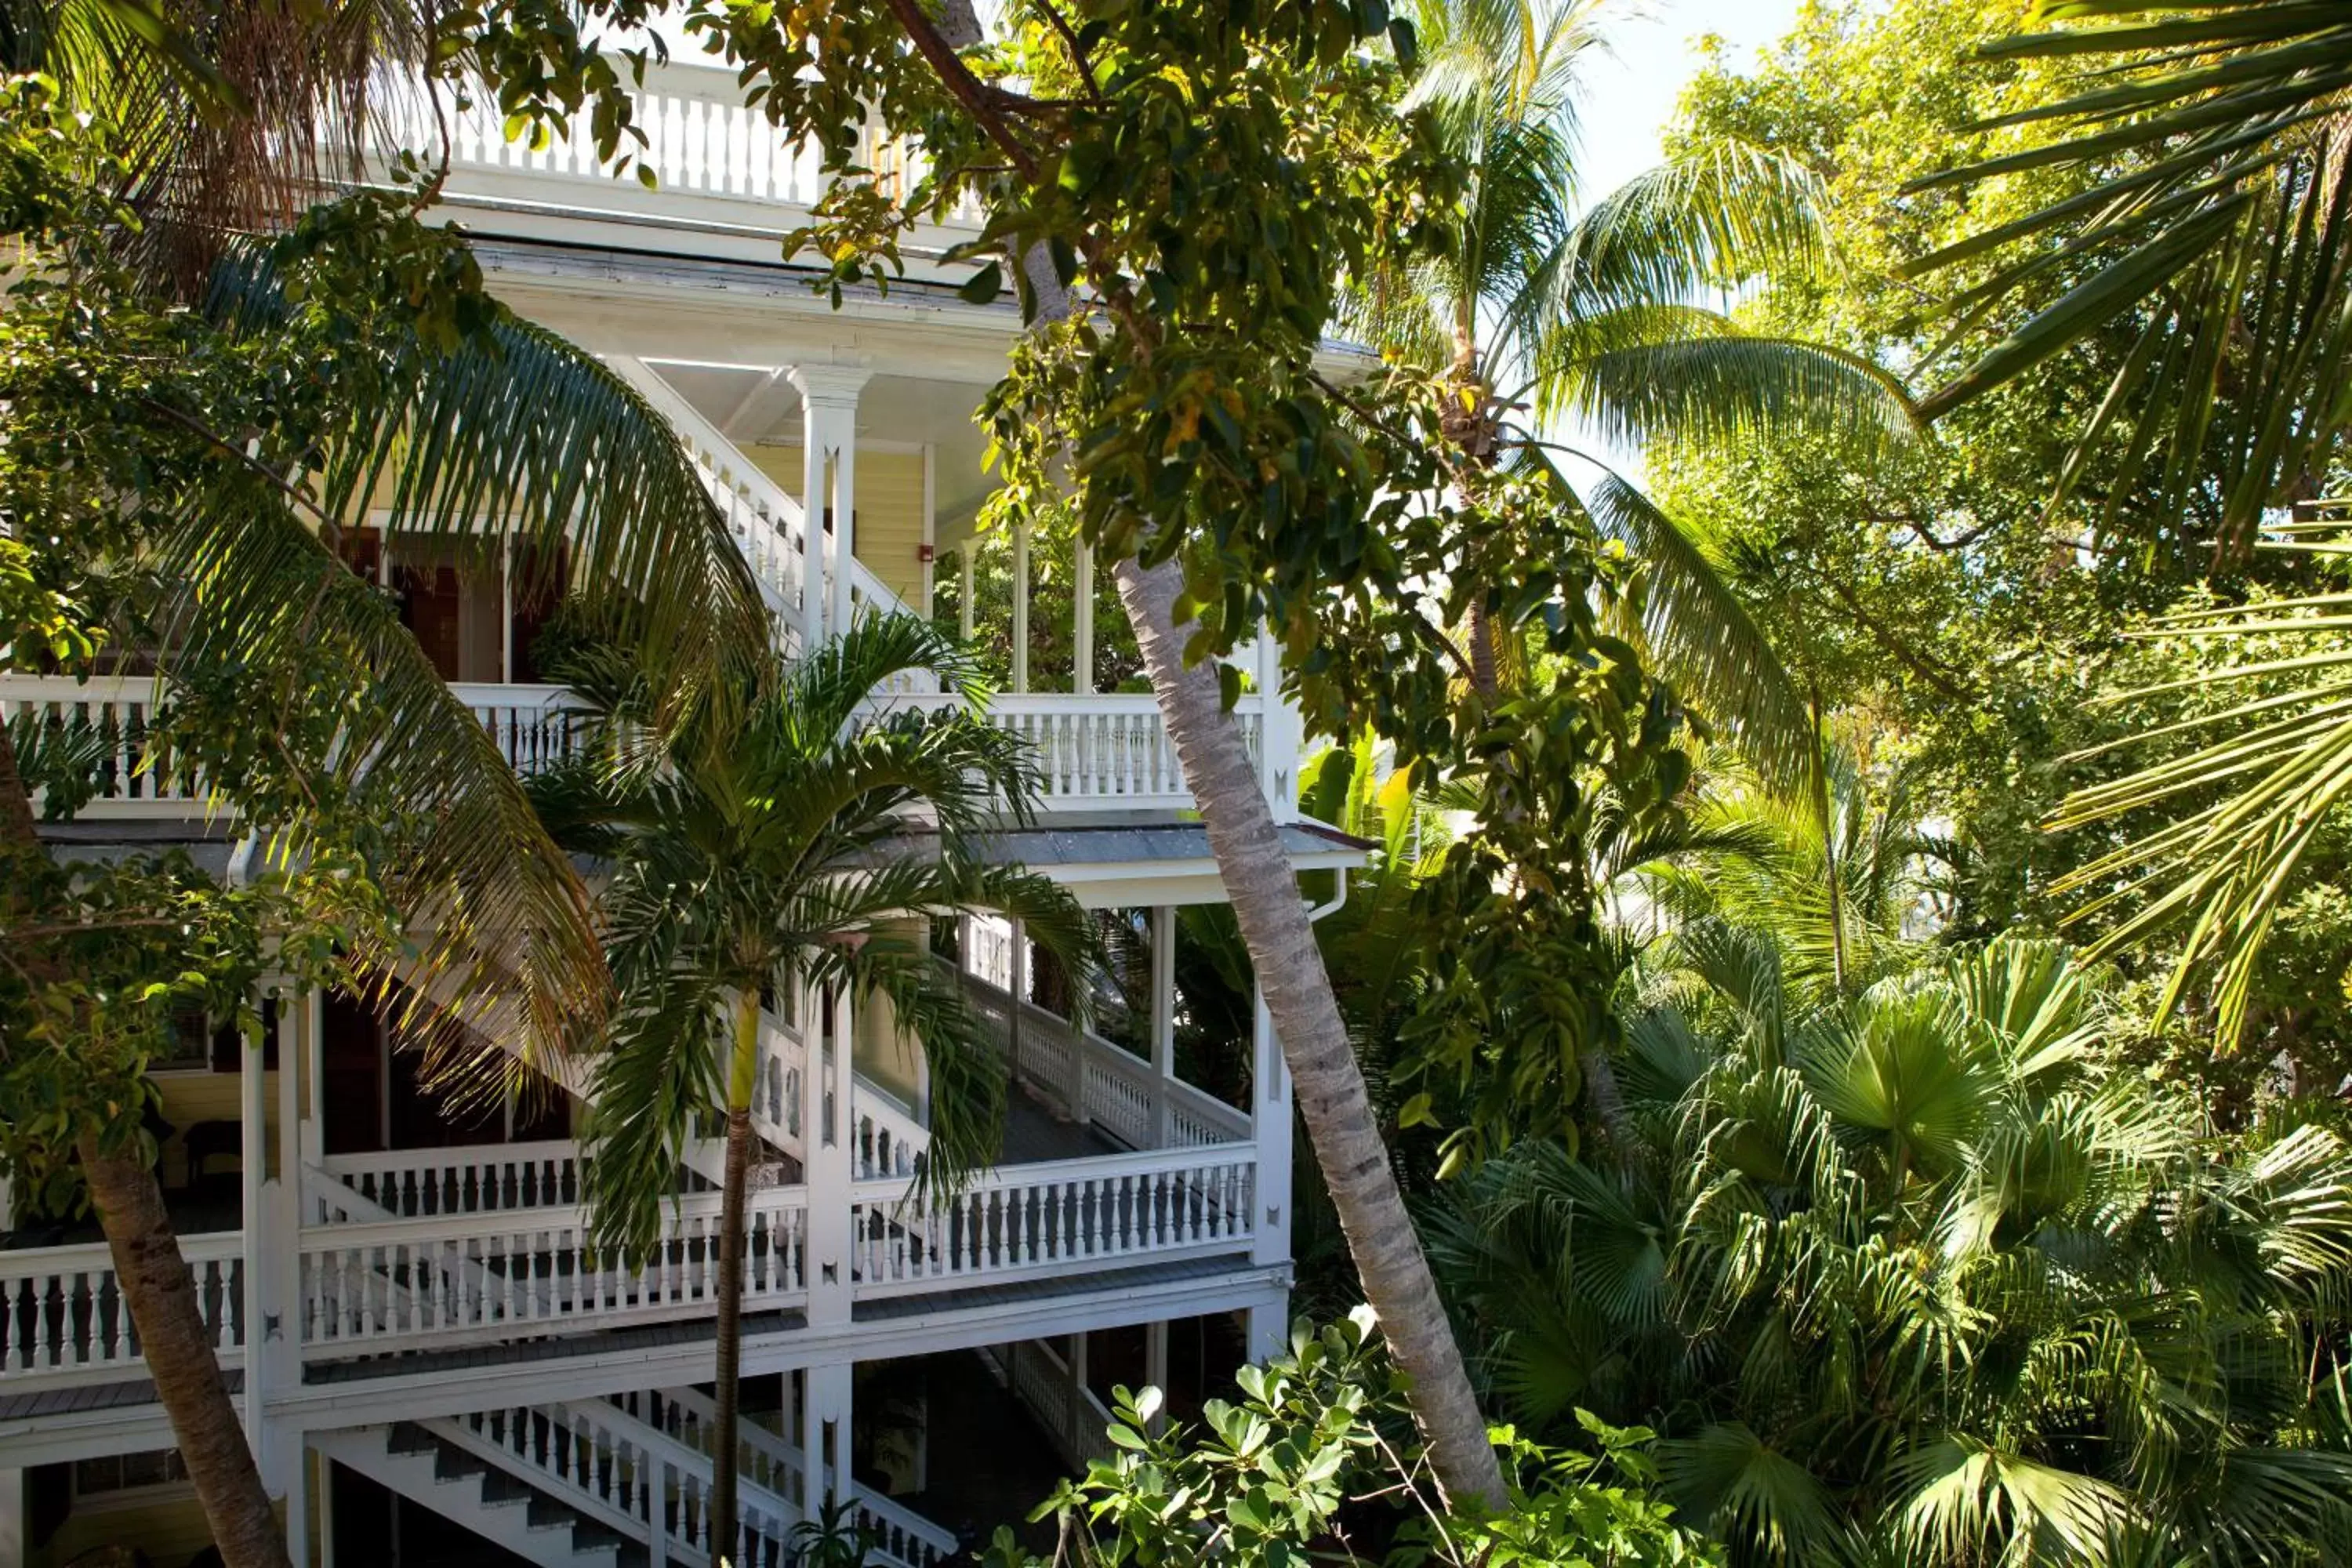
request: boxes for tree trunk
[0,723,292,1568]
[1111,553,1506,1508]
[79,1134,294,1568]
[710,996,760,1564]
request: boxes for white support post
[0,1468,22,1568]
[1248,985,1292,1355]
[1254,620,1301,820]
[316,1442,336,1568]
[1073,537,1094,695]
[804,984,855,1329]
[267,989,305,1485]
[1007,916,1027,1087]
[1143,1322,1170,1437]
[788,365,873,649]
[1011,524,1031,693]
[1069,1332,1090,1459]
[284,1439,309,1568]
[303,989,325,1166]
[803,1362,855,1512]
[1150,906,1176,1148]
[240,1002,270,1465]
[959,548,975,642]
[921,444,938,617]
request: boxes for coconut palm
[1347,0,1918,789]
[0,14,771,1563]
[1428,928,2352,1566]
[529,615,1099,1548]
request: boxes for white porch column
[1149,906,1176,1147]
[1253,622,1302,821]
[315,1441,336,1568]
[804,984,855,1329]
[0,1468,22,1568]
[958,549,975,641]
[240,1000,270,1465]
[1246,985,1292,1360]
[284,1440,310,1567]
[1006,916,1029,1091]
[266,988,306,1490]
[1073,538,1094,695]
[1011,524,1031,693]
[1142,1321,1170,1436]
[802,1362,855,1510]
[787,365,873,649]
[1067,1332,1090,1457]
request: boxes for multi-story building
[0,62,1365,1568]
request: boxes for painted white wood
[1011,523,1031,693]
[1073,538,1094,695]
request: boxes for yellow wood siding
[151,1070,280,1189]
[749,447,929,609]
[37,1490,282,1568]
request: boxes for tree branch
[878,0,1044,180]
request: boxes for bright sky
[1570,0,1807,201]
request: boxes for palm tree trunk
[710,995,760,1563]
[1111,553,1506,1509]
[0,724,292,1568]
[79,1133,294,1568]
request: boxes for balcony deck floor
[998,1087,1125,1165]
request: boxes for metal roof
[895,810,1372,872]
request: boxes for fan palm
[1427,927,2352,1566]
[1349,0,1917,790]
[1906,1,2352,557]
[530,615,1099,1547]
[0,16,769,1563]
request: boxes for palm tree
[1348,0,1918,789]
[1428,927,2352,1566]
[531,615,1100,1548]
[1898,5,2352,1046]
[1642,747,1954,1005]
[0,15,771,1563]
[1907,1,2352,557]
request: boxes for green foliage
[987,1310,1717,1568]
[0,66,772,1070]
[1907,2,2352,554]
[1429,931,2352,1565]
[534,615,1103,1261]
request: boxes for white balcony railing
[296,1186,807,1356]
[364,60,985,237]
[848,1144,1257,1298]
[0,1231,244,1387]
[3,674,1225,818]
[956,967,1253,1152]
[312,1138,589,1222]
[879,691,1261,809]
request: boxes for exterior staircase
[317,1384,956,1568]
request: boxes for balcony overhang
[887,809,1372,908]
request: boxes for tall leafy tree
[532,615,1099,1546]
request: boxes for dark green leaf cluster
[1432,930,2352,1566]
[987,1309,1717,1568]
